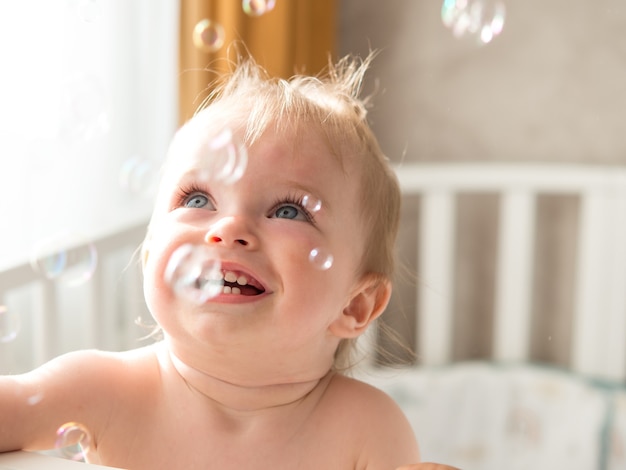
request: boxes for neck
[161,343,334,413]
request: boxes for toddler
[0,53,457,470]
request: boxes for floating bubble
[192,19,225,53]
[202,127,248,185]
[30,232,98,286]
[55,422,91,461]
[0,306,20,343]
[302,194,322,214]
[164,244,223,304]
[58,71,110,143]
[119,156,159,198]
[309,247,333,270]
[242,0,276,17]
[441,0,505,45]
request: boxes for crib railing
[0,222,150,374]
[394,162,626,382]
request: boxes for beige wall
[339,0,626,165]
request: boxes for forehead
[164,114,358,186]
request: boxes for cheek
[144,216,198,283]
[142,229,186,322]
[271,237,358,306]
[279,218,362,267]
[142,248,173,324]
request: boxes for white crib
[1,162,626,469]
[391,162,626,381]
[357,162,626,470]
[0,223,150,375]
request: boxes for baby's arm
[0,349,121,452]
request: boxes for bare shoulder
[23,345,159,395]
[0,345,160,452]
[325,373,412,424]
[324,373,420,469]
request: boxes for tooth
[231,287,241,295]
[208,271,223,281]
[224,271,237,283]
[236,275,247,285]
[223,286,232,294]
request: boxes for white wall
[0,0,179,271]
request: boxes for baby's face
[142,117,367,383]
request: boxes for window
[0,0,178,270]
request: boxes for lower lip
[205,291,269,304]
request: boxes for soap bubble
[119,156,159,198]
[58,72,110,143]
[0,306,20,343]
[202,127,248,185]
[309,247,333,270]
[302,194,322,214]
[30,232,98,286]
[192,19,225,53]
[441,0,505,44]
[242,0,276,17]
[164,244,223,304]
[55,422,91,461]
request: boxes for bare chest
[92,399,358,469]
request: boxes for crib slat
[576,188,626,382]
[33,280,58,366]
[84,266,104,349]
[571,191,611,379]
[602,192,626,381]
[493,190,536,362]
[418,192,455,366]
[0,295,12,372]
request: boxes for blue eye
[274,205,308,220]
[274,205,301,219]
[184,194,210,209]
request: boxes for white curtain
[0,0,179,270]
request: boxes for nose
[203,216,258,249]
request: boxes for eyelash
[175,186,316,224]
[176,184,211,208]
[271,193,316,224]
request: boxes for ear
[329,274,392,339]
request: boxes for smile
[198,269,265,296]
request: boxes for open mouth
[198,269,265,296]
